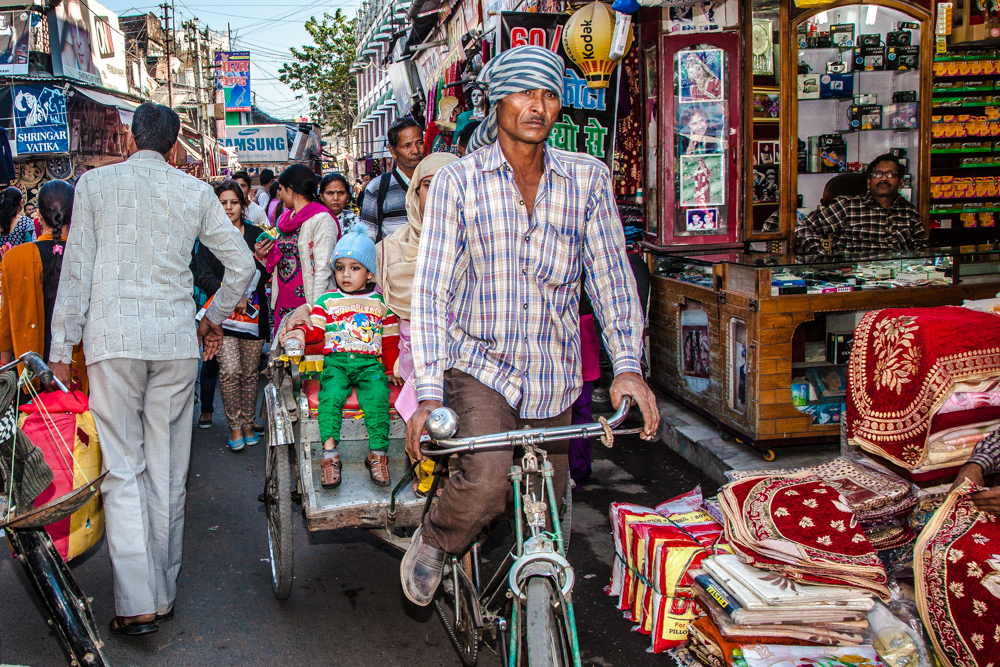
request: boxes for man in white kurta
[49,103,255,634]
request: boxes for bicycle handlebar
[0,352,69,393]
[420,395,634,457]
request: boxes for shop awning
[72,85,139,124]
[177,134,203,162]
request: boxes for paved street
[0,406,714,667]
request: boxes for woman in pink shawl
[266,165,340,334]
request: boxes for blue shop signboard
[12,85,69,155]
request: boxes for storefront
[636,0,1000,456]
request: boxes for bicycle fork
[506,449,582,667]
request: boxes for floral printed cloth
[847,307,1000,470]
[915,479,1000,667]
[719,473,889,600]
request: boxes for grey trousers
[88,357,198,616]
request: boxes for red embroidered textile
[915,479,1000,667]
[847,307,1000,469]
[719,473,889,600]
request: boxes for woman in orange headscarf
[0,180,87,393]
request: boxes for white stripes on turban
[465,45,565,154]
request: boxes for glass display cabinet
[649,246,1000,459]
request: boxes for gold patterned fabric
[847,307,1000,470]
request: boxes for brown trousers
[421,369,572,554]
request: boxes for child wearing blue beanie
[281,232,400,488]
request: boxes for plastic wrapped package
[607,503,671,615]
[869,599,932,667]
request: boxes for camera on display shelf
[858,33,882,47]
[887,30,912,46]
[855,93,877,105]
[893,90,918,103]
[827,61,850,74]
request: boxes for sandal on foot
[109,615,158,636]
[156,606,174,622]
[321,455,342,489]
[366,451,391,487]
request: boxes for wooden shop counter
[647,247,1000,460]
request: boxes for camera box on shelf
[798,74,820,99]
[820,73,854,98]
[831,23,856,47]
[887,46,919,71]
[856,45,886,71]
[848,104,884,130]
[886,103,919,129]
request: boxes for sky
[103,0,364,119]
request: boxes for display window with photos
[656,33,741,247]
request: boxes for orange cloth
[690,617,820,667]
[0,235,87,393]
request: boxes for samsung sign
[220,125,288,163]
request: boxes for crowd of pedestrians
[0,46,657,638]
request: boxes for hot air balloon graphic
[562,2,634,89]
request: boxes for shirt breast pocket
[534,225,581,287]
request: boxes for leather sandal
[321,454,342,489]
[366,450,390,486]
[109,614,158,636]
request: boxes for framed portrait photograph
[752,90,780,120]
[677,101,726,155]
[677,48,724,102]
[685,207,720,231]
[679,154,725,207]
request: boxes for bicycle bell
[426,407,459,440]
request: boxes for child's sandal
[366,451,390,486]
[321,455,342,489]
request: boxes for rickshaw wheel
[264,409,293,599]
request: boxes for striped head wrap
[465,46,565,154]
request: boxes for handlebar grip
[22,352,59,392]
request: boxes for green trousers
[317,352,390,451]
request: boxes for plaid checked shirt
[411,142,643,419]
[968,430,1000,477]
[798,193,926,256]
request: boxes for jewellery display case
[649,246,1000,459]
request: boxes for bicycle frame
[422,397,635,667]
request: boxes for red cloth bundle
[916,479,1000,667]
[847,307,1000,471]
[719,473,889,600]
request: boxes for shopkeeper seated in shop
[760,172,868,236]
[797,153,927,256]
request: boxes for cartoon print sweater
[302,285,400,372]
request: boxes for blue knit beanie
[333,231,377,275]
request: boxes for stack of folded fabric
[690,555,874,648]
[728,457,919,554]
[718,472,890,600]
[847,306,1000,481]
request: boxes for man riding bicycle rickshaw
[399,45,660,606]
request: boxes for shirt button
[522,268,527,274]
[523,303,528,310]
[518,200,524,206]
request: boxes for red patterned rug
[915,479,1000,667]
[847,307,1000,470]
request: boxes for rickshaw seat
[304,341,326,356]
[302,377,402,412]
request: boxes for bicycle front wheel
[524,577,571,667]
[9,527,110,667]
